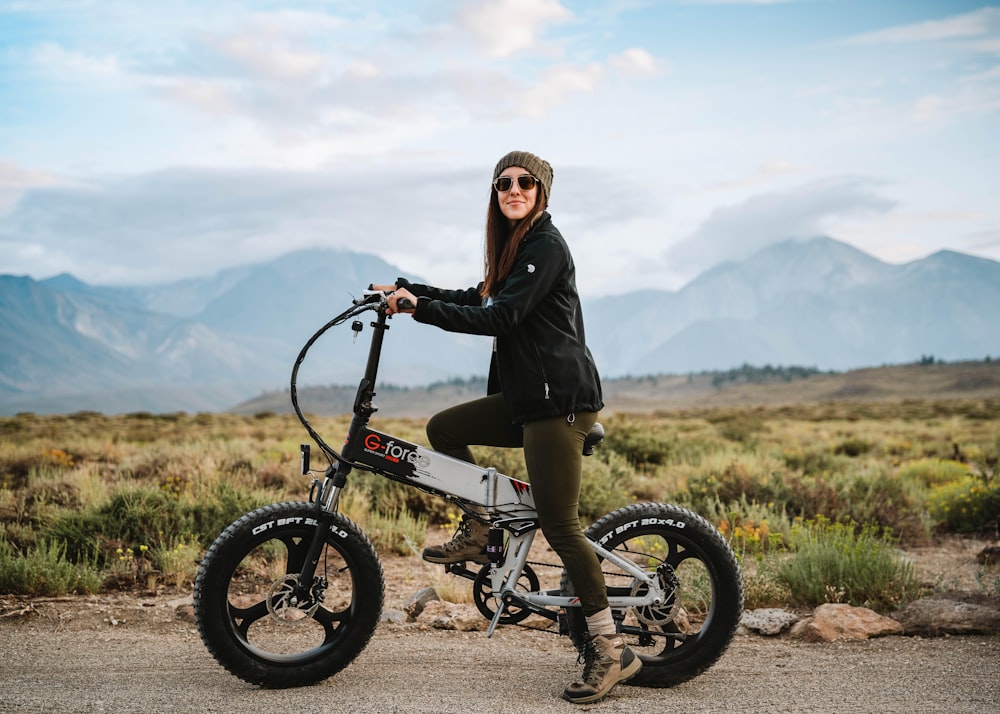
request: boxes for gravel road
[2,604,998,714]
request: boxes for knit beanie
[493,150,553,202]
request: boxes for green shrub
[0,538,102,596]
[778,518,921,612]
[741,553,793,609]
[896,458,970,488]
[927,476,1000,533]
[834,438,873,457]
[602,418,678,467]
[681,460,787,516]
[781,447,848,476]
[710,414,767,444]
[841,469,929,543]
[360,508,428,556]
[579,451,635,522]
[702,495,793,554]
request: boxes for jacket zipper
[532,344,551,400]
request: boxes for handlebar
[291,289,412,471]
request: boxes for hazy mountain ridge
[2,237,998,414]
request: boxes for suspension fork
[292,461,351,596]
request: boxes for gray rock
[404,587,440,620]
[892,593,1000,636]
[740,608,800,636]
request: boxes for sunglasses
[492,174,538,192]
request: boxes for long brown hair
[480,185,548,299]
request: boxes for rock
[175,603,196,624]
[404,587,440,620]
[976,545,1000,566]
[521,614,556,631]
[380,608,406,624]
[892,593,1000,636]
[416,600,485,632]
[792,603,903,642]
[740,608,800,636]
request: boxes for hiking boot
[422,517,489,564]
[562,634,642,705]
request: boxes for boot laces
[440,518,479,552]
[577,638,612,685]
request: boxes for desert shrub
[579,451,635,522]
[183,481,275,545]
[704,495,793,554]
[841,469,929,543]
[897,458,970,488]
[708,413,767,444]
[47,482,272,567]
[153,538,200,589]
[927,476,1000,533]
[682,460,787,516]
[602,417,678,468]
[778,518,921,612]
[834,438,873,457]
[0,538,102,596]
[741,553,793,609]
[781,472,846,521]
[781,447,848,476]
[360,508,428,556]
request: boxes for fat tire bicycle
[193,291,744,689]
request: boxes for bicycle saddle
[583,422,605,456]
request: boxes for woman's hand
[387,287,417,315]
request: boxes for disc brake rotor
[266,574,324,623]
[631,564,681,628]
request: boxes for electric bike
[193,291,744,688]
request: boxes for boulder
[416,600,485,632]
[792,603,903,642]
[740,608,800,636]
[892,593,1000,636]
[404,587,440,620]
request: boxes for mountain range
[2,236,998,415]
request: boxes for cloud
[0,165,490,285]
[0,161,64,213]
[456,0,572,58]
[519,63,604,117]
[666,178,896,275]
[845,7,1000,50]
[609,48,663,76]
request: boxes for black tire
[561,503,743,688]
[194,502,384,688]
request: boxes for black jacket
[397,212,603,424]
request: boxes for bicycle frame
[293,292,667,635]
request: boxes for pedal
[445,562,479,581]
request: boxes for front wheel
[194,502,384,688]
[561,502,743,688]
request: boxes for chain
[525,559,631,581]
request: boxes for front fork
[294,455,350,597]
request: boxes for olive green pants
[426,392,609,616]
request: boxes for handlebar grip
[397,297,415,311]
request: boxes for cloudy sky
[2,0,998,297]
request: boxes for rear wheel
[561,502,743,688]
[194,502,384,688]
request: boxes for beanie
[493,150,553,201]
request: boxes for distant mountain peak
[3,240,998,414]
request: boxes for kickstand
[486,594,508,638]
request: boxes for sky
[1,0,998,298]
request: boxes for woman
[376,150,640,704]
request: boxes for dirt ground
[1,533,998,713]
